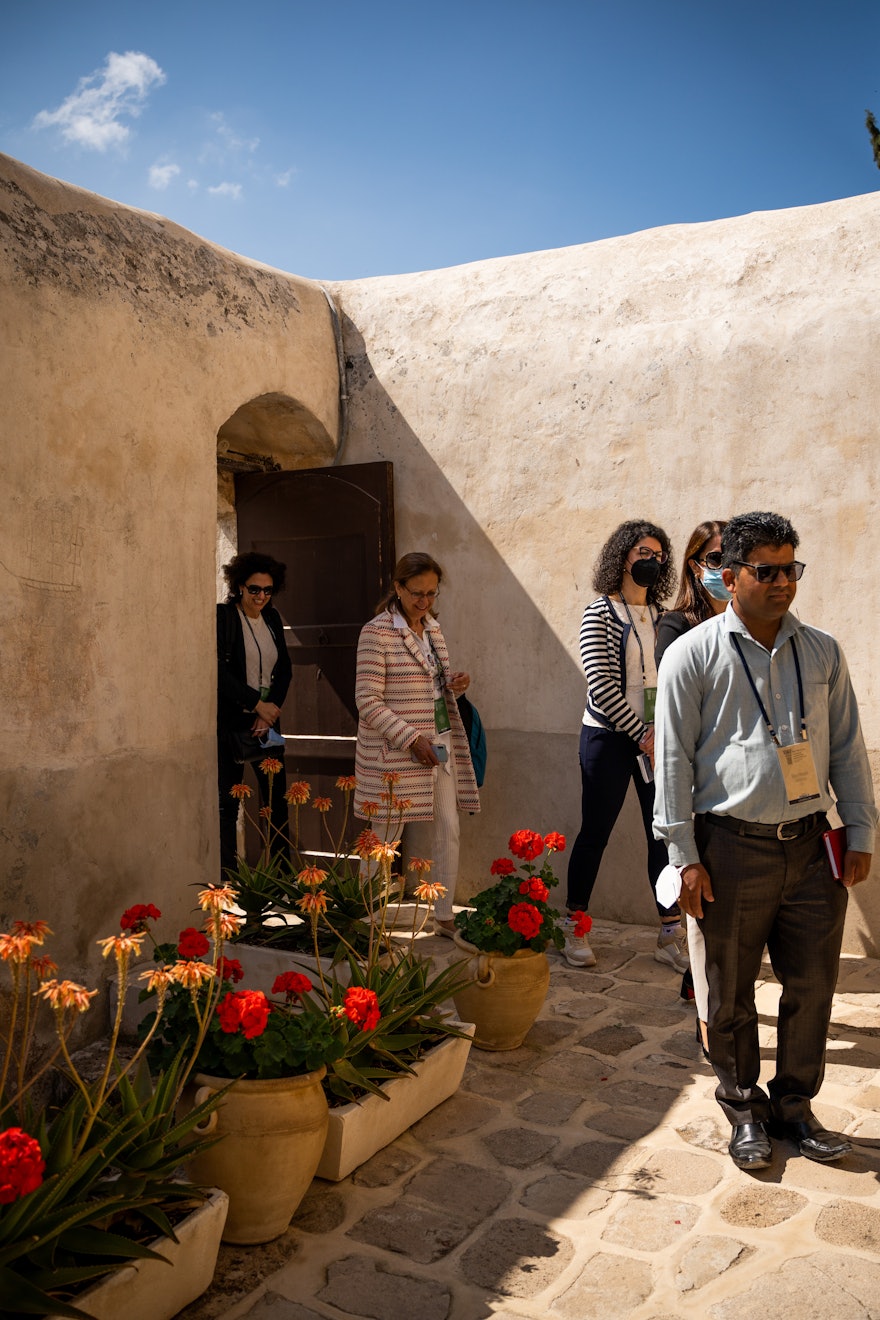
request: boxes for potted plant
[453,830,588,1050]
[0,915,228,1320]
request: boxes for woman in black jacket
[217,552,292,877]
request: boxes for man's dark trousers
[695,814,848,1125]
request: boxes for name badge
[434,696,451,734]
[643,686,657,723]
[776,739,821,805]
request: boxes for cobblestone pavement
[181,920,880,1320]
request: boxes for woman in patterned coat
[354,552,480,935]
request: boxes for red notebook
[823,827,846,881]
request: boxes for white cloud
[33,51,166,152]
[209,111,259,154]
[207,181,242,200]
[187,178,199,191]
[148,160,180,190]
[275,169,295,188]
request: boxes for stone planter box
[47,1187,228,1320]
[233,940,354,992]
[316,1022,475,1181]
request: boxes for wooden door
[234,462,395,858]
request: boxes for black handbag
[229,727,285,765]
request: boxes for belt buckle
[776,820,800,841]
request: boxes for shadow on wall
[339,315,664,926]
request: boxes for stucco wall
[0,154,340,997]
[330,194,880,954]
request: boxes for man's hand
[842,851,873,888]
[679,863,714,919]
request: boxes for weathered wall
[330,194,880,954]
[0,154,340,998]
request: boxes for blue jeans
[566,724,676,919]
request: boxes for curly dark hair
[671,519,728,627]
[721,512,799,569]
[592,520,675,606]
[222,551,287,602]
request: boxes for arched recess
[216,391,339,596]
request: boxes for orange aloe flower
[360,800,380,819]
[0,934,34,964]
[11,920,52,944]
[392,797,412,811]
[29,955,58,980]
[413,880,448,903]
[313,797,333,813]
[259,757,283,776]
[335,775,357,791]
[35,980,98,1013]
[408,857,433,874]
[258,806,272,820]
[229,783,252,800]
[381,771,401,786]
[285,781,310,805]
[297,865,329,888]
[353,829,382,858]
[96,932,145,960]
[297,891,329,915]
[213,910,243,939]
[170,961,216,989]
[197,884,237,913]
[139,965,176,993]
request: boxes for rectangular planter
[48,1187,228,1320]
[316,1022,475,1181]
[233,940,353,991]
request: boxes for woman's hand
[639,726,655,767]
[254,700,281,726]
[251,719,271,735]
[410,735,440,767]
[446,671,470,697]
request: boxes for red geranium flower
[343,986,381,1032]
[217,956,244,983]
[273,971,313,998]
[178,927,210,959]
[544,832,566,854]
[120,903,161,931]
[507,902,543,940]
[572,911,593,938]
[519,877,549,903]
[0,1127,45,1204]
[490,857,515,876]
[508,829,544,862]
[216,989,270,1039]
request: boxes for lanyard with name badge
[730,632,821,805]
[425,631,451,733]
[619,598,658,722]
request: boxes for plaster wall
[0,154,340,993]
[330,194,880,953]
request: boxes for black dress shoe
[728,1122,772,1170]
[768,1115,852,1163]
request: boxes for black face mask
[629,557,662,589]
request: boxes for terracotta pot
[184,1067,328,1244]
[451,934,550,1050]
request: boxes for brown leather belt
[701,811,824,842]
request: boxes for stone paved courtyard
[180,919,880,1320]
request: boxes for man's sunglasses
[731,560,805,584]
[244,584,274,596]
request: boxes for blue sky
[2,1,878,281]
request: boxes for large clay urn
[185,1066,328,1244]
[451,934,550,1050]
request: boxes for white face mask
[701,566,732,602]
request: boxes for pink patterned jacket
[353,610,480,823]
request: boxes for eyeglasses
[732,560,805,584]
[633,547,668,564]
[244,584,274,596]
[401,585,440,603]
[697,550,724,569]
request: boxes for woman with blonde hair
[353,552,480,934]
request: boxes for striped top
[354,610,480,823]
[579,595,655,745]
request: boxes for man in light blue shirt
[654,512,876,1171]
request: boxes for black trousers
[217,732,290,878]
[696,813,847,1126]
[566,725,676,919]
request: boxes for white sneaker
[655,925,689,974]
[562,917,597,968]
